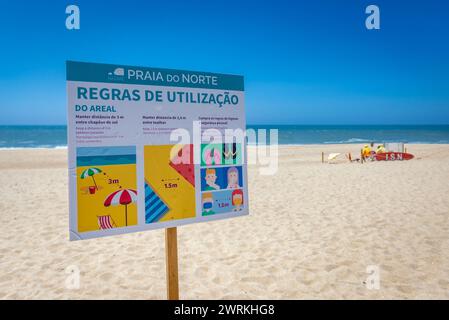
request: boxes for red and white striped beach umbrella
[104,189,137,226]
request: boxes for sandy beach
[1,144,449,299]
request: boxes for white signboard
[67,61,248,240]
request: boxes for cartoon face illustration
[202,192,214,215]
[205,168,220,190]
[232,189,243,210]
[205,168,217,184]
[227,167,240,189]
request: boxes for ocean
[1,125,449,148]
[246,125,449,145]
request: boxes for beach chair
[97,215,117,230]
[327,153,341,164]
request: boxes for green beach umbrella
[80,167,102,190]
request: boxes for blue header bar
[66,61,244,91]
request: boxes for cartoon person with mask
[204,168,220,190]
[232,189,244,211]
[202,192,215,216]
[226,166,240,189]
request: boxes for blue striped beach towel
[145,182,169,223]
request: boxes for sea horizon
[1,124,449,149]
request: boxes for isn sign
[67,61,248,241]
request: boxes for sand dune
[1,144,449,299]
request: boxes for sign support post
[165,227,179,300]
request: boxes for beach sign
[67,60,248,239]
[67,61,248,298]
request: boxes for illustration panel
[201,189,245,216]
[144,144,196,223]
[201,143,242,166]
[76,146,137,232]
[200,166,243,191]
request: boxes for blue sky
[0,0,448,125]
